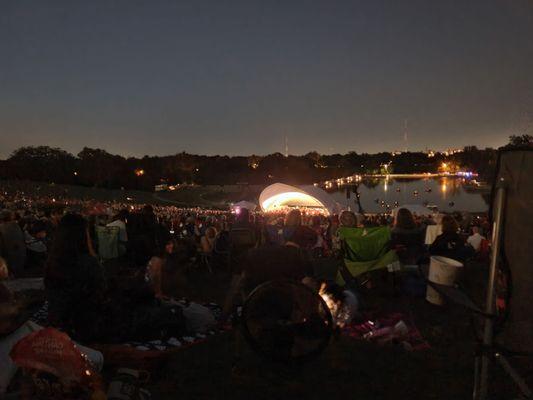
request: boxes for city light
[134,169,145,176]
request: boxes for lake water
[326,177,490,213]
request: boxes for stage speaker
[493,148,533,353]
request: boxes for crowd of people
[0,188,491,394]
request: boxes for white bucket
[426,256,463,305]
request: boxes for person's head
[50,206,64,223]
[320,281,346,304]
[394,208,416,230]
[28,220,47,239]
[0,210,13,223]
[319,281,346,320]
[472,226,480,235]
[165,239,176,255]
[339,211,357,227]
[205,226,217,240]
[142,204,154,216]
[286,225,317,249]
[284,209,302,227]
[116,209,129,222]
[453,211,463,223]
[311,215,322,228]
[235,207,250,224]
[46,213,94,279]
[441,214,459,234]
[0,257,8,280]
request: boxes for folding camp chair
[336,226,399,288]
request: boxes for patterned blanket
[342,312,430,351]
[31,300,229,352]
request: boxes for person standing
[107,209,129,256]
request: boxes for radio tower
[284,136,289,157]
[403,119,409,152]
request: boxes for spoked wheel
[241,280,333,363]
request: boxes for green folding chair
[336,226,399,286]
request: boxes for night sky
[1,0,532,159]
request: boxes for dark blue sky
[1,0,532,158]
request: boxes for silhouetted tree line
[1,140,524,191]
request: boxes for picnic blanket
[3,278,44,292]
[343,311,430,352]
[31,300,228,353]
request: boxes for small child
[319,281,359,328]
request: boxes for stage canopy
[259,183,341,215]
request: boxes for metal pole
[473,352,481,400]
[495,353,533,398]
[478,179,506,400]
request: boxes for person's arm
[80,256,108,305]
[200,236,210,253]
[222,271,246,321]
[429,235,443,253]
[147,257,164,298]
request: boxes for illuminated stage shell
[259,183,341,215]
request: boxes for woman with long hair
[45,213,106,342]
[46,214,188,343]
[282,209,302,243]
[393,208,416,230]
[391,208,427,265]
[430,214,473,261]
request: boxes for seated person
[282,209,302,243]
[466,226,485,252]
[223,226,316,318]
[24,219,48,270]
[429,215,473,262]
[145,237,196,298]
[0,256,17,334]
[331,210,360,253]
[311,215,329,258]
[146,237,177,299]
[45,214,187,343]
[0,210,26,278]
[0,256,104,395]
[318,281,359,328]
[200,226,217,254]
[390,208,426,265]
[45,214,108,342]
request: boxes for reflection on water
[328,177,489,213]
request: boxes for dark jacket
[243,244,313,293]
[45,254,107,341]
[390,225,426,264]
[429,232,473,261]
